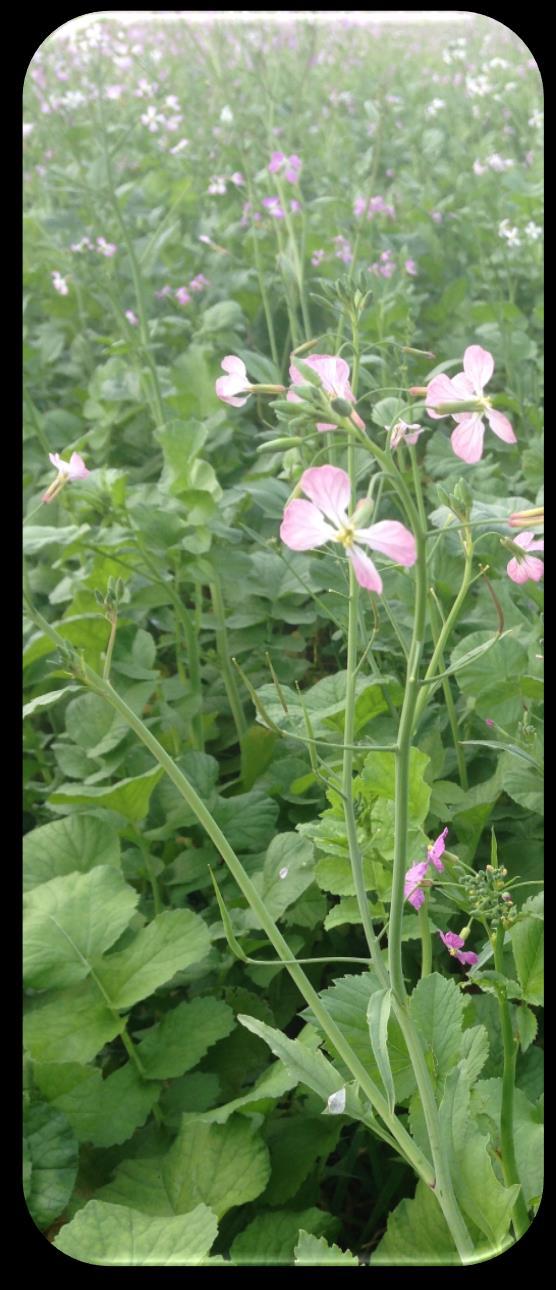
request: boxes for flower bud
[354,497,375,525]
[330,397,354,417]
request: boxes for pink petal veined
[513,532,544,553]
[450,414,486,463]
[485,407,517,444]
[355,520,417,567]
[221,355,247,378]
[463,344,494,394]
[426,372,460,418]
[507,554,544,584]
[280,499,337,551]
[300,465,351,527]
[428,826,448,872]
[458,950,479,966]
[347,544,382,593]
[451,371,475,399]
[404,861,429,909]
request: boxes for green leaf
[94,909,211,1008]
[498,753,543,816]
[212,790,279,853]
[471,1078,543,1209]
[450,631,528,726]
[439,1066,519,1247]
[54,1201,218,1266]
[23,867,138,991]
[359,747,431,824]
[136,997,235,1079]
[409,974,465,1095]
[23,525,89,554]
[23,686,80,718]
[238,1014,378,1125]
[155,418,207,494]
[196,1062,296,1125]
[33,1060,160,1147]
[306,974,415,1103]
[97,1157,175,1216]
[367,988,396,1114]
[23,815,120,893]
[65,691,123,751]
[511,897,544,1005]
[24,1102,78,1231]
[47,765,164,823]
[231,1208,335,1265]
[263,1114,342,1205]
[251,832,315,922]
[294,1231,359,1266]
[24,981,123,1064]
[371,1180,458,1265]
[163,1116,270,1219]
[515,1005,538,1053]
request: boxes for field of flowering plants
[22,11,544,1267]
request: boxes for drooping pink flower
[287,354,364,431]
[42,451,90,502]
[426,345,516,463]
[280,465,417,594]
[404,258,418,276]
[428,826,448,872]
[438,930,478,967]
[506,532,544,584]
[404,861,430,910]
[390,419,423,450]
[175,287,191,306]
[215,355,251,407]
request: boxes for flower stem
[413,528,474,728]
[418,892,432,978]
[209,575,247,748]
[493,928,530,1239]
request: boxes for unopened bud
[459,925,472,942]
[354,497,375,525]
[330,397,354,417]
[408,386,427,396]
[256,436,304,452]
[508,506,544,528]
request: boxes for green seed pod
[330,397,354,418]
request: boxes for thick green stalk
[494,928,530,1239]
[418,892,432,978]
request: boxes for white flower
[220,105,233,124]
[529,109,543,128]
[524,221,542,241]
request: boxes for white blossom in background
[524,221,542,241]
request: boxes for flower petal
[68,452,89,480]
[428,826,448,871]
[507,554,544,584]
[463,344,494,394]
[300,465,351,527]
[426,373,460,418]
[221,355,247,378]
[451,371,475,399]
[450,414,485,463]
[280,499,336,551]
[458,950,479,966]
[404,861,429,909]
[485,407,517,444]
[355,520,417,567]
[514,532,544,553]
[347,544,382,593]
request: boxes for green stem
[103,613,118,682]
[419,892,432,978]
[428,592,468,791]
[494,928,530,1239]
[414,530,474,728]
[134,827,162,917]
[209,575,247,747]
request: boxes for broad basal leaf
[24,866,138,991]
[94,909,211,1008]
[54,1200,218,1266]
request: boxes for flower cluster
[506,532,544,585]
[52,270,69,296]
[353,194,395,220]
[473,153,514,175]
[268,151,302,183]
[70,235,117,257]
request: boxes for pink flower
[430,210,443,224]
[268,150,286,173]
[426,345,516,463]
[485,718,495,727]
[268,151,302,183]
[290,199,301,213]
[428,826,448,872]
[230,171,245,186]
[438,931,478,968]
[96,236,117,257]
[155,284,173,299]
[263,195,285,219]
[404,861,430,910]
[215,355,251,407]
[506,532,544,584]
[390,420,423,449]
[52,270,69,296]
[404,258,418,276]
[189,274,209,292]
[280,465,417,595]
[287,354,364,431]
[175,287,191,306]
[42,451,89,502]
[311,249,325,267]
[333,235,353,264]
[125,309,139,325]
